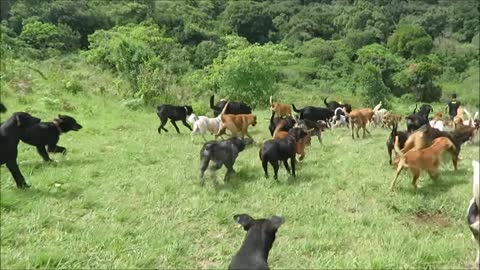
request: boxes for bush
[387,25,432,58]
[19,21,80,52]
[355,63,391,108]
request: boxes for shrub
[387,25,432,58]
[355,63,391,109]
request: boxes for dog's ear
[270,216,284,230]
[234,214,254,230]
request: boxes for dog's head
[288,127,308,142]
[233,214,284,252]
[184,105,194,116]
[229,137,254,152]
[54,115,82,132]
[418,104,433,116]
[249,115,257,127]
[9,112,41,128]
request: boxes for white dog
[330,107,348,128]
[467,160,480,266]
[429,119,444,131]
[187,114,222,141]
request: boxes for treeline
[1,0,478,109]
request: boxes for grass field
[1,89,479,269]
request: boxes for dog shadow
[406,169,467,196]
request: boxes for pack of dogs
[1,96,479,268]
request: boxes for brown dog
[383,113,402,129]
[216,102,257,139]
[390,136,455,190]
[270,96,292,117]
[274,128,312,161]
[343,108,374,139]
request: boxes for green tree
[387,25,432,58]
[355,63,391,108]
[19,20,80,51]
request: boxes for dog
[292,104,334,126]
[330,107,349,128]
[260,127,308,180]
[20,115,82,162]
[467,160,480,267]
[199,137,252,185]
[268,114,295,137]
[406,104,433,132]
[429,112,444,131]
[390,136,455,190]
[386,122,410,165]
[0,102,6,113]
[270,96,291,117]
[216,103,257,139]
[210,95,251,117]
[156,104,193,134]
[229,214,284,270]
[383,112,402,129]
[187,113,222,141]
[295,118,327,144]
[323,96,352,113]
[400,125,460,170]
[0,112,41,188]
[274,125,313,161]
[343,108,374,139]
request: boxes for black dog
[268,114,295,136]
[323,96,352,113]
[0,102,6,113]
[199,137,252,185]
[295,118,328,144]
[292,104,334,126]
[406,104,433,132]
[229,214,284,270]
[0,112,41,188]
[156,104,193,133]
[20,115,82,162]
[386,122,409,165]
[210,95,251,117]
[260,127,308,180]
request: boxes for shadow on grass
[405,168,467,197]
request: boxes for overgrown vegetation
[1,0,478,107]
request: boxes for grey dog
[199,137,253,185]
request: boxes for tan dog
[270,96,292,117]
[216,102,257,139]
[390,136,455,190]
[343,108,374,139]
[383,113,402,129]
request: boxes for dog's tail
[209,95,216,109]
[412,104,418,114]
[269,96,273,106]
[219,101,229,121]
[393,136,404,159]
[292,104,302,113]
[373,101,382,113]
[323,97,329,108]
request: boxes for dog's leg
[428,169,439,181]
[282,160,291,175]
[210,162,222,185]
[199,158,210,186]
[290,156,296,177]
[271,161,279,180]
[171,120,181,133]
[450,151,459,171]
[411,169,420,189]
[356,125,361,138]
[6,161,29,188]
[36,145,52,162]
[158,117,169,133]
[262,160,269,179]
[48,144,66,154]
[390,163,405,191]
[181,119,192,131]
[224,161,235,182]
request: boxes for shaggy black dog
[386,122,409,165]
[20,115,82,162]
[268,114,295,136]
[259,127,308,180]
[199,137,252,185]
[157,104,193,133]
[0,102,6,113]
[292,104,334,126]
[229,214,284,270]
[406,104,433,132]
[210,95,252,117]
[0,112,41,188]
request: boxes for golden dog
[343,108,374,139]
[270,96,292,117]
[216,102,257,139]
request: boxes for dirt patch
[408,211,451,227]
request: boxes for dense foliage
[1,0,478,106]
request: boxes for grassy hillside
[1,59,479,269]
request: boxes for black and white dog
[20,115,82,162]
[199,137,252,185]
[467,160,479,266]
[0,112,41,188]
[210,95,252,117]
[156,104,193,134]
[291,104,334,127]
[229,214,284,270]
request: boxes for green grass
[1,88,479,269]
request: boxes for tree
[356,63,391,108]
[387,25,432,58]
[19,20,80,51]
